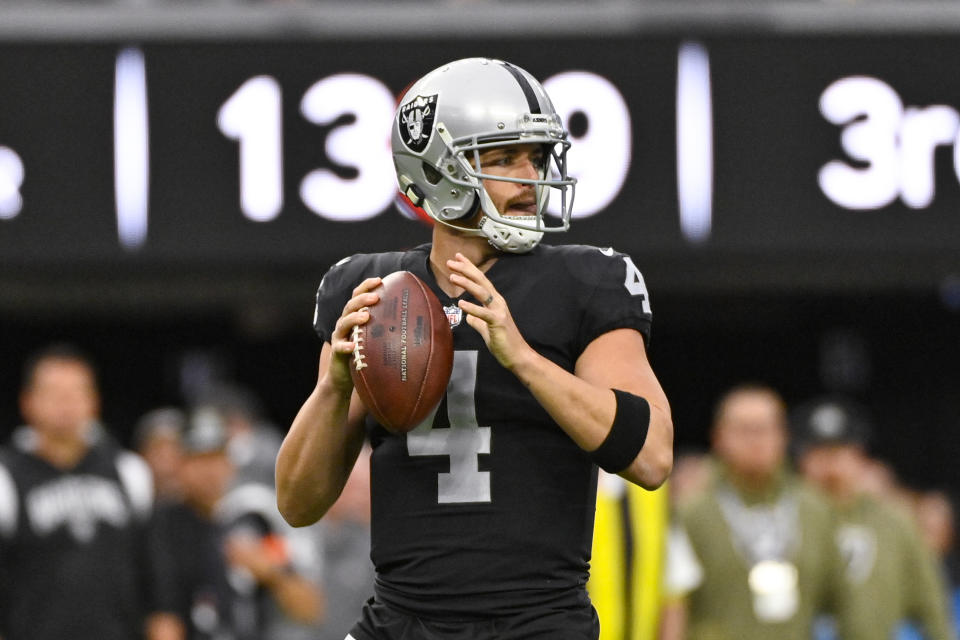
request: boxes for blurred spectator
[660,517,703,640]
[134,407,186,501]
[148,409,323,640]
[0,343,165,640]
[794,395,956,640]
[317,443,375,640]
[657,450,711,639]
[860,456,905,501]
[914,490,956,562]
[190,383,327,640]
[661,383,844,640]
[192,383,282,488]
[669,448,712,507]
[913,490,960,639]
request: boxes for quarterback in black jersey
[276,58,673,640]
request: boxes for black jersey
[0,429,154,640]
[148,500,238,640]
[313,243,653,619]
[149,482,316,640]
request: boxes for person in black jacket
[149,408,323,640]
[0,344,159,640]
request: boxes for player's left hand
[448,252,532,371]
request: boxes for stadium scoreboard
[2,36,960,289]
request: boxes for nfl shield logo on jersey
[444,304,462,328]
[398,95,437,153]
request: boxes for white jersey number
[622,255,652,315]
[407,351,492,504]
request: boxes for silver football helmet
[392,58,576,253]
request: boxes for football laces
[351,324,367,371]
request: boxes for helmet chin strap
[418,181,544,253]
[476,189,542,253]
[479,216,543,253]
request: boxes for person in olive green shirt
[794,396,957,640]
[662,384,846,640]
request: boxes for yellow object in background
[589,472,669,640]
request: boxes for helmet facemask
[433,118,576,253]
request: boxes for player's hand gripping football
[448,252,531,371]
[327,277,381,393]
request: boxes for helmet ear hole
[463,193,481,220]
[441,193,479,221]
[421,162,443,185]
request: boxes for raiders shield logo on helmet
[398,94,437,153]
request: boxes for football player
[276,57,673,639]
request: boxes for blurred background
[1,0,959,494]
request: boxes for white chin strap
[479,216,543,253]
[424,185,545,253]
[475,187,543,253]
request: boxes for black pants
[345,598,600,640]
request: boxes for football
[350,270,454,433]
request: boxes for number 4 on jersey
[620,253,652,315]
[407,351,491,504]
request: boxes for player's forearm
[276,380,363,526]
[510,340,672,489]
[619,405,673,489]
[511,348,615,449]
[509,348,672,488]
